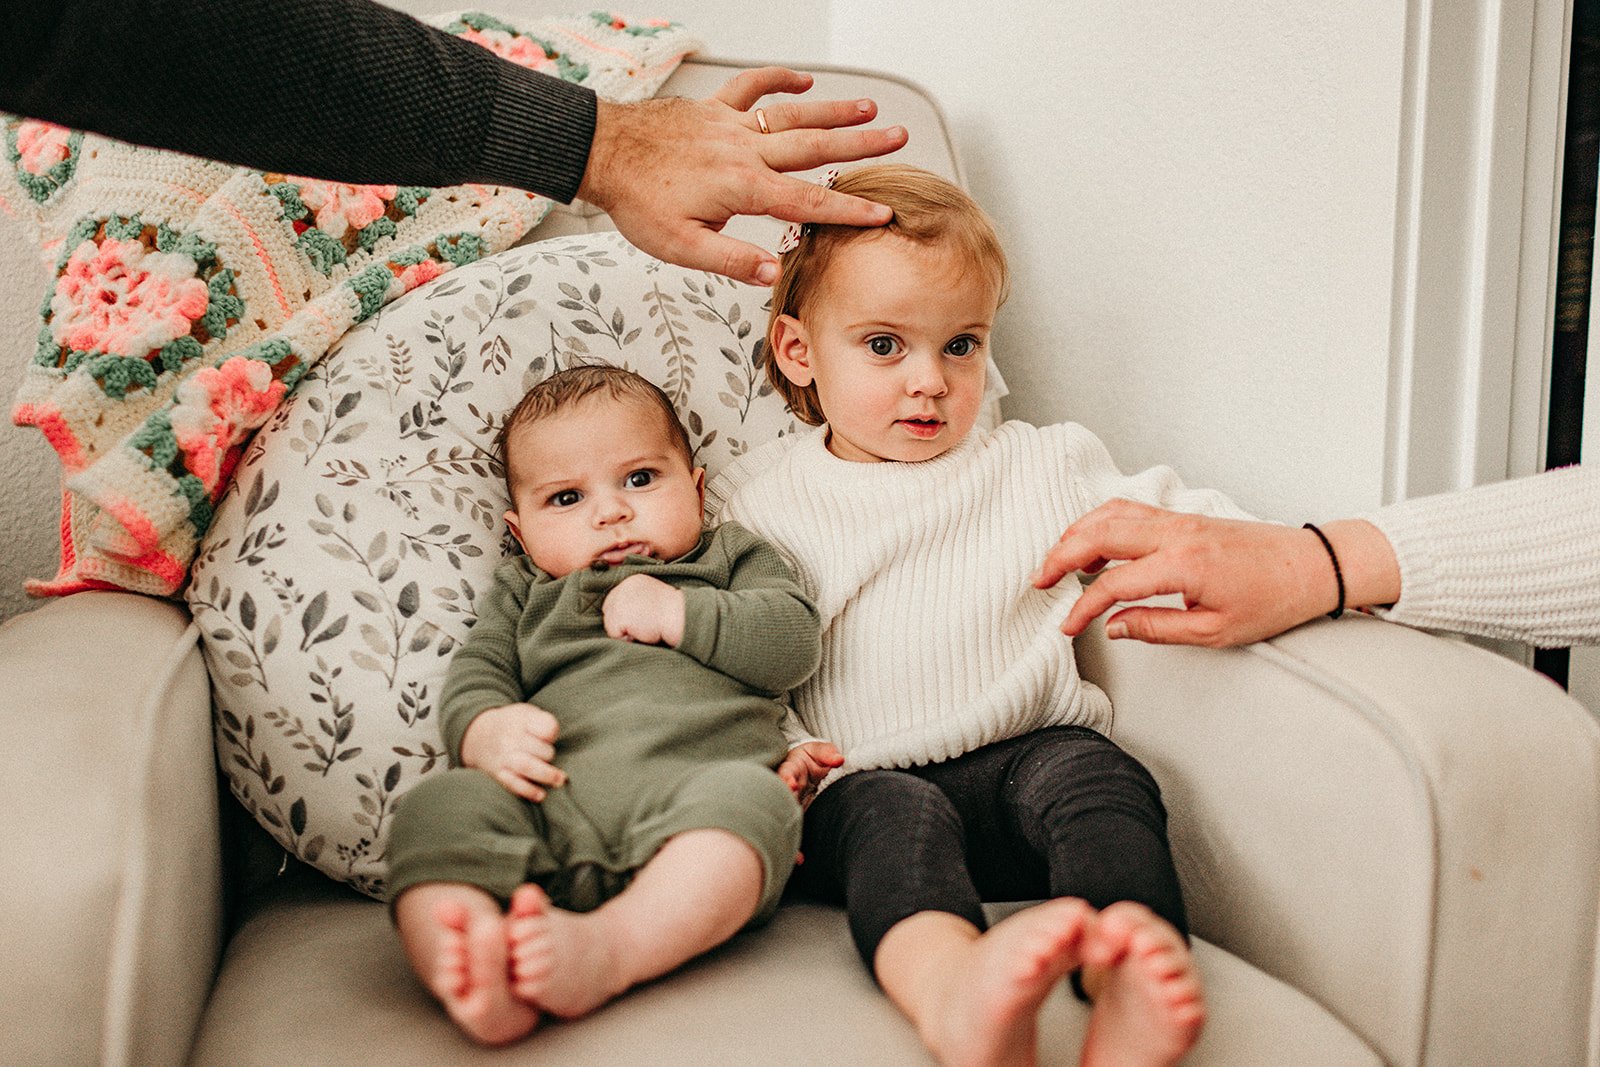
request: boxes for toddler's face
[774,234,997,463]
[502,396,705,578]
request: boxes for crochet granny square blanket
[2,11,698,597]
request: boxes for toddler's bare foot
[393,883,539,1046]
[921,897,1095,1067]
[506,883,631,1019]
[1079,902,1205,1067]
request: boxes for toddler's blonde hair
[765,164,1009,426]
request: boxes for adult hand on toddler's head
[1033,499,1374,648]
[579,66,907,287]
[602,573,686,647]
[778,741,844,809]
[460,702,567,802]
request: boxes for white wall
[0,219,61,622]
[826,1,1406,520]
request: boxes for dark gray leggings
[788,725,1188,977]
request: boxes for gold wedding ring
[755,107,771,135]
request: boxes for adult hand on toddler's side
[459,702,567,802]
[778,741,844,809]
[602,573,686,647]
[579,66,908,287]
[1033,499,1401,648]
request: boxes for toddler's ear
[769,314,814,387]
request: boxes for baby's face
[778,234,998,463]
[502,396,705,578]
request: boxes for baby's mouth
[597,541,651,565]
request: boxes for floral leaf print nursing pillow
[192,232,807,895]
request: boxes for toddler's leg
[1004,726,1203,1066]
[803,769,1090,1067]
[1078,902,1205,1067]
[392,882,538,1046]
[505,827,763,1018]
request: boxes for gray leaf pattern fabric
[191,232,800,896]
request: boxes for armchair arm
[0,592,220,1066]
[1076,613,1600,1067]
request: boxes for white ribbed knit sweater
[1362,463,1599,647]
[707,422,1252,783]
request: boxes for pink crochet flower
[399,259,444,292]
[50,238,210,357]
[459,27,557,71]
[16,121,73,175]
[295,179,398,239]
[168,357,286,490]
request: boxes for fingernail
[1028,569,1042,585]
[756,261,778,285]
[1106,621,1127,639]
[856,99,873,113]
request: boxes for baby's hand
[602,573,686,647]
[778,741,844,809]
[459,702,566,802]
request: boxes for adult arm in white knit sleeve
[1359,464,1600,646]
[1039,463,1598,649]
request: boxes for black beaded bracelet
[1302,523,1345,620]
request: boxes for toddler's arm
[777,740,843,808]
[1052,422,1258,524]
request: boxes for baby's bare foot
[506,883,631,1018]
[921,897,1095,1067]
[1079,902,1205,1067]
[393,884,539,1046]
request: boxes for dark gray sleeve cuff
[477,62,598,204]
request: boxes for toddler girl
[711,164,1249,1067]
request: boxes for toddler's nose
[907,354,948,397]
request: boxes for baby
[711,164,1246,1067]
[386,365,821,1045]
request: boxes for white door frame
[1384,0,1573,502]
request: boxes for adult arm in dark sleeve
[3,0,910,284]
[1,0,595,201]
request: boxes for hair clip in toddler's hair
[776,168,841,255]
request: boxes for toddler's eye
[550,489,581,507]
[867,335,899,357]
[625,470,656,488]
[946,336,979,358]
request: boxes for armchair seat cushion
[190,876,1379,1066]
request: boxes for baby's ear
[504,509,529,554]
[768,315,814,387]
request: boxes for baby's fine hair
[495,365,693,495]
[765,164,1010,426]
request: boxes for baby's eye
[549,489,581,508]
[625,470,656,489]
[866,335,899,357]
[946,335,980,358]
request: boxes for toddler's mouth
[897,417,944,439]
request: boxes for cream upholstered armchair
[3,59,1599,1067]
